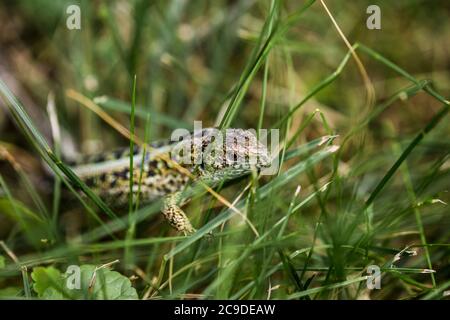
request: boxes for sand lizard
[68,128,271,235]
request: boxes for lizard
[68,128,272,235]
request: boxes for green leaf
[0,255,5,269]
[64,265,138,300]
[31,265,138,300]
[31,266,63,297]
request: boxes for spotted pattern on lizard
[69,128,271,235]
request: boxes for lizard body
[69,128,271,234]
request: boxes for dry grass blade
[319,0,375,111]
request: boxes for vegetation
[0,0,448,299]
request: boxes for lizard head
[198,128,271,179]
[171,128,272,179]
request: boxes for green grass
[0,0,449,300]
